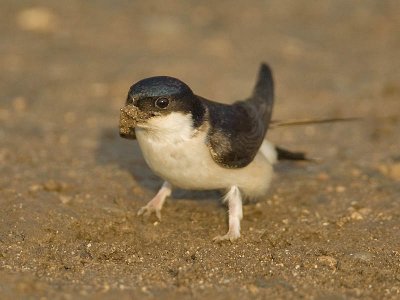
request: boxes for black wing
[204,63,274,168]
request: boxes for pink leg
[137,181,172,220]
[213,186,243,242]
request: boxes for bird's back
[203,63,275,169]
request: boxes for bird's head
[119,76,205,139]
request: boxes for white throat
[136,112,195,143]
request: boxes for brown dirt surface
[1,1,400,299]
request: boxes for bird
[119,63,303,241]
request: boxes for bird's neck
[136,112,196,143]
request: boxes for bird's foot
[137,181,171,221]
[137,203,162,221]
[213,230,240,242]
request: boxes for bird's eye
[155,97,169,109]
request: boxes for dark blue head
[128,76,193,100]
[124,76,205,128]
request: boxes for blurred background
[1,1,399,160]
[0,1,399,299]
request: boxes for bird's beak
[119,104,143,139]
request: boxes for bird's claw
[137,205,162,221]
[213,231,240,243]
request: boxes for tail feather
[260,142,317,163]
[276,146,314,162]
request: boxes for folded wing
[205,63,274,168]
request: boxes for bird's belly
[136,130,273,197]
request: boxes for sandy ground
[1,1,400,299]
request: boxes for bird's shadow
[95,127,221,202]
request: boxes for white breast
[135,112,275,197]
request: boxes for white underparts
[260,139,278,165]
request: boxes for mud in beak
[119,105,144,139]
